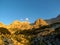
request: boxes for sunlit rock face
[7,20,32,34]
[0,22,7,28]
[33,19,48,28]
[11,20,31,30]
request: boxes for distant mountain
[33,18,48,28]
[8,20,32,30]
[46,14,60,24]
[34,18,48,26]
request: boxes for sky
[0,0,60,25]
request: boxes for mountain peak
[34,18,48,26]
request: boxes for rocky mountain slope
[46,14,60,24]
[0,16,60,45]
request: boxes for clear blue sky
[0,0,60,25]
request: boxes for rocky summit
[0,16,60,45]
[33,18,48,28]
